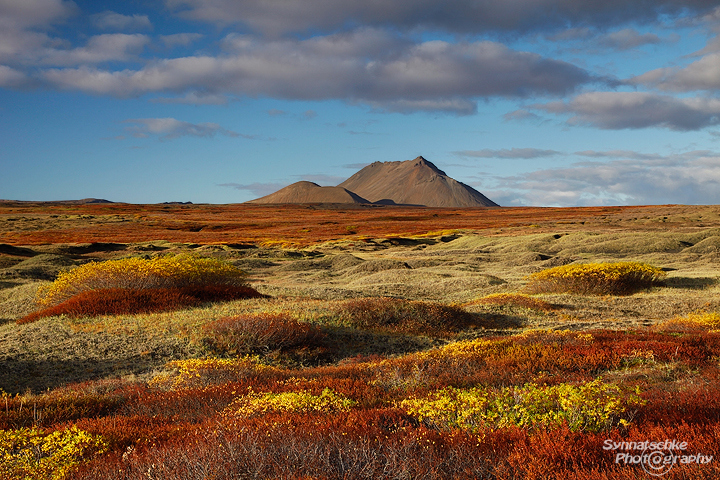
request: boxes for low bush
[201,313,325,356]
[35,254,249,308]
[150,357,276,391]
[653,311,720,333]
[525,262,666,295]
[338,297,477,337]
[223,387,357,417]
[399,378,644,433]
[469,293,558,311]
[17,285,264,325]
[0,426,108,480]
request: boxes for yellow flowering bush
[150,356,274,390]
[654,311,720,332]
[0,426,108,480]
[399,378,644,433]
[525,262,666,295]
[224,388,357,417]
[36,254,248,307]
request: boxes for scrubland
[1,203,720,479]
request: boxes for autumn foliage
[18,255,263,324]
[35,254,250,307]
[526,262,666,295]
[337,297,478,337]
[17,285,264,325]
[469,293,558,311]
[201,313,326,355]
[1,329,720,479]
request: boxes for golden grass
[467,293,558,312]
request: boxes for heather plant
[337,297,477,337]
[525,261,666,295]
[35,254,249,308]
[223,387,357,417]
[654,311,720,332]
[0,426,108,480]
[400,378,644,433]
[469,293,558,312]
[18,285,263,324]
[149,356,276,391]
[201,313,325,355]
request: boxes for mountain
[246,156,499,207]
[246,181,371,204]
[338,156,498,207]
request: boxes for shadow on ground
[664,277,718,290]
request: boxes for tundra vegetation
[1,203,720,479]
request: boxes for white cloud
[456,148,562,159]
[0,0,76,28]
[150,91,230,105]
[123,117,247,140]
[596,28,664,50]
[489,150,720,206]
[0,64,25,86]
[41,34,149,66]
[165,0,716,36]
[533,92,720,130]
[632,52,720,91]
[160,33,203,48]
[218,182,286,197]
[91,11,152,31]
[40,32,595,114]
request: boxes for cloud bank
[490,150,720,206]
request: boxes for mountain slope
[338,156,498,207]
[246,181,370,204]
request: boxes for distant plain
[2,202,720,479]
[2,202,720,391]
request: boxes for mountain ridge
[247,156,499,207]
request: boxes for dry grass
[3,205,720,478]
[467,293,558,312]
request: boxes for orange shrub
[337,297,477,337]
[17,285,264,324]
[201,313,325,355]
[470,293,558,311]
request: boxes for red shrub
[338,297,479,337]
[201,313,325,355]
[16,285,265,324]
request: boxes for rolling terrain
[1,202,720,479]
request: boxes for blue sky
[2,1,720,206]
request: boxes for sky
[2,1,720,206]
